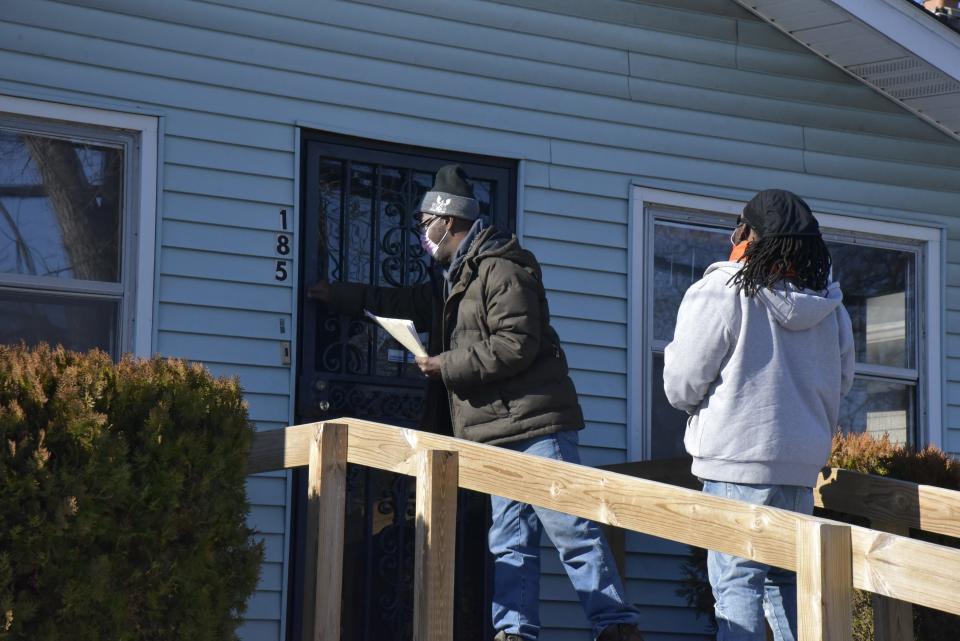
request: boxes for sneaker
[596,623,646,641]
[493,632,525,641]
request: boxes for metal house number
[275,209,290,281]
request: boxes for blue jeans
[489,430,640,640]
[701,481,815,641]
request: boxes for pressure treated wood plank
[302,423,347,641]
[601,459,960,617]
[796,521,853,641]
[815,467,960,539]
[849,526,960,616]
[249,421,799,568]
[607,462,960,541]
[413,450,458,641]
[871,520,913,641]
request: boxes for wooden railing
[602,459,960,641]
[815,467,960,641]
[247,419,960,641]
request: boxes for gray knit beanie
[418,164,480,220]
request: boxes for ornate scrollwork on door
[298,135,514,641]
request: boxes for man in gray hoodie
[662,189,855,641]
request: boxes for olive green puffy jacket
[327,226,583,445]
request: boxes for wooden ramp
[248,419,960,641]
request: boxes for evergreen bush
[0,344,263,641]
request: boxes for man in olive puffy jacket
[309,164,642,641]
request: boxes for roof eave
[733,0,960,142]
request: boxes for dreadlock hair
[729,233,832,297]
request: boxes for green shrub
[0,344,263,641]
[678,431,960,640]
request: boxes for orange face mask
[729,240,750,263]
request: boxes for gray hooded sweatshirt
[663,261,855,487]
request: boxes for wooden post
[796,520,853,641]
[413,450,459,641]
[302,422,348,641]
[871,520,913,641]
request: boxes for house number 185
[275,209,290,281]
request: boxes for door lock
[318,400,331,412]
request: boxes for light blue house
[1,1,959,639]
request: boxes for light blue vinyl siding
[3,0,960,639]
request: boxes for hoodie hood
[704,262,843,331]
[664,260,856,487]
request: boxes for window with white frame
[630,188,942,460]
[0,97,157,358]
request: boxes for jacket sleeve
[327,280,435,332]
[662,275,738,414]
[837,305,856,397]
[439,260,542,392]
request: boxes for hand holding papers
[364,310,428,358]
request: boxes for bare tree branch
[22,135,121,282]
[0,198,37,275]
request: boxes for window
[831,241,920,444]
[629,188,943,460]
[0,96,158,357]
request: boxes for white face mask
[419,217,448,258]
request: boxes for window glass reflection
[838,378,914,445]
[652,221,730,343]
[827,243,916,370]
[0,289,118,355]
[0,129,123,282]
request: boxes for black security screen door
[292,131,516,641]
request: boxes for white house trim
[629,186,944,460]
[0,93,159,357]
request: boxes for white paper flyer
[363,310,428,358]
